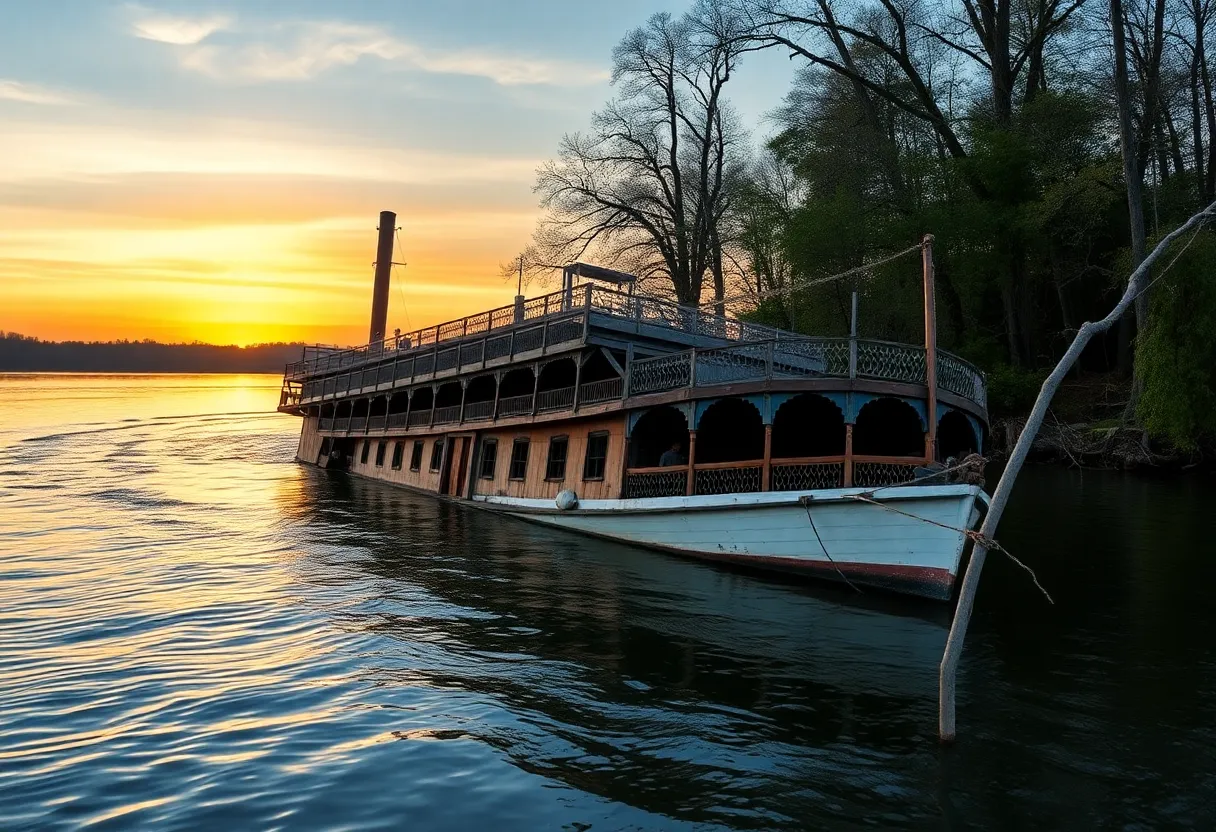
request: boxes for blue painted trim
[769,391,848,423]
[693,395,766,429]
[627,403,691,436]
[854,393,927,431]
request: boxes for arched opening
[369,395,388,417]
[463,375,497,420]
[497,367,535,417]
[320,403,335,418]
[938,410,980,460]
[410,386,434,411]
[771,394,846,458]
[629,406,688,467]
[387,394,409,415]
[336,400,354,418]
[537,357,577,411]
[577,349,624,404]
[435,382,462,409]
[854,397,924,456]
[696,398,765,463]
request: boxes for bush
[985,364,1046,417]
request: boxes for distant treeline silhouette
[0,332,310,373]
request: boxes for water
[2,373,1214,829]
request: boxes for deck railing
[621,454,926,498]
[497,394,534,417]
[629,337,986,411]
[536,386,575,412]
[285,284,788,382]
[462,400,495,421]
[578,377,624,405]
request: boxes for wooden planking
[296,416,326,463]
[348,432,445,493]
[472,415,627,501]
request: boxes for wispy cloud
[0,80,79,106]
[130,7,231,45]
[151,18,607,87]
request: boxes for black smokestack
[369,210,395,344]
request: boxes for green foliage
[985,365,1048,417]
[1136,234,1216,448]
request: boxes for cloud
[0,80,78,106]
[131,8,231,45]
[164,20,607,87]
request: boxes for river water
[1,373,1213,829]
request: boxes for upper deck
[278,283,987,417]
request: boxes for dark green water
[1,375,1213,829]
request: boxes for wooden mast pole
[922,234,938,463]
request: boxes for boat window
[429,439,444,472]
[409,440,424,472]
[391,441,404,470]
[479,439,498,479]
[360,441,371,464]
[375,441,387,467]
[509,439,530,480]
[545,436,568,481]
[583,432,609,480]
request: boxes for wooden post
[849,288,859,379]
[491,371,502,420]
[685,429,697,496]
[572,352,584,412]
[923,234,938,463]
[761,424,773,491]
[531,363,540,416]
[457,379,467,425]
[843,424,854,487]
[937,201,1216,743]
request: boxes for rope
[800,497,863,594]
[847,493,1054,605]
[697,242,923,310]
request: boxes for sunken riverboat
[278,211,991,600]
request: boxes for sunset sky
[2,1,792,347]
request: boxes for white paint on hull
[472,485,988,598]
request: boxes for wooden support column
[491,371,502,420]
[457,379,467,425]
[923,234,938,463]
[685,430,697,496]
[843,424,854,487]
[762,424,773,491]
[571,352,583,412]
[531,363,540,415]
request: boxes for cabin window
[390,441,404,470]
[583,432,609,481]
[409,440,424,472]
[479,439,498,480]
[360,441,371,465]
[375,441,387,467]
[429,439,444,472]
[509,439,530,480]
[545,436,569,481]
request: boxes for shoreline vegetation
[0,332,305,375]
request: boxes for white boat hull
[472,485,988,600]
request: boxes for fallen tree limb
[938,199,1216,743]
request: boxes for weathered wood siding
[296,416,326,463]
[472,416,626,501]
[349,433,446,493]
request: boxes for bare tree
[520,9,748,308]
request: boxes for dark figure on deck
[658,442,684,467]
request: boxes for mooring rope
[697,241,923,310]
[799,497,864,594]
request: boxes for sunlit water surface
[1,373,1214,829]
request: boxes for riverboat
[278,211,991,600]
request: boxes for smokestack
[369,210,396,344]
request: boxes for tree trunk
[1111,0,1148,383]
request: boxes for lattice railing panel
[694,343,771,386]
[436,348,459,372]
[937,353,987,409]
[485,334,513,360]
[770,462,845,491]
[513,326,544,353]
[856,342,925,384]
[460,342,483,367]
[623,470,687,499]
[853,461,920,488]
[546,316,584,345]
[629,353,691,394]
[694,465,763,496]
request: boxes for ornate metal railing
[627,337,986,411]
[407,409,433,427]
[771,461,845,491]
[622,469,687,499]
[854,461,920,488]
[694,464,763,495]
